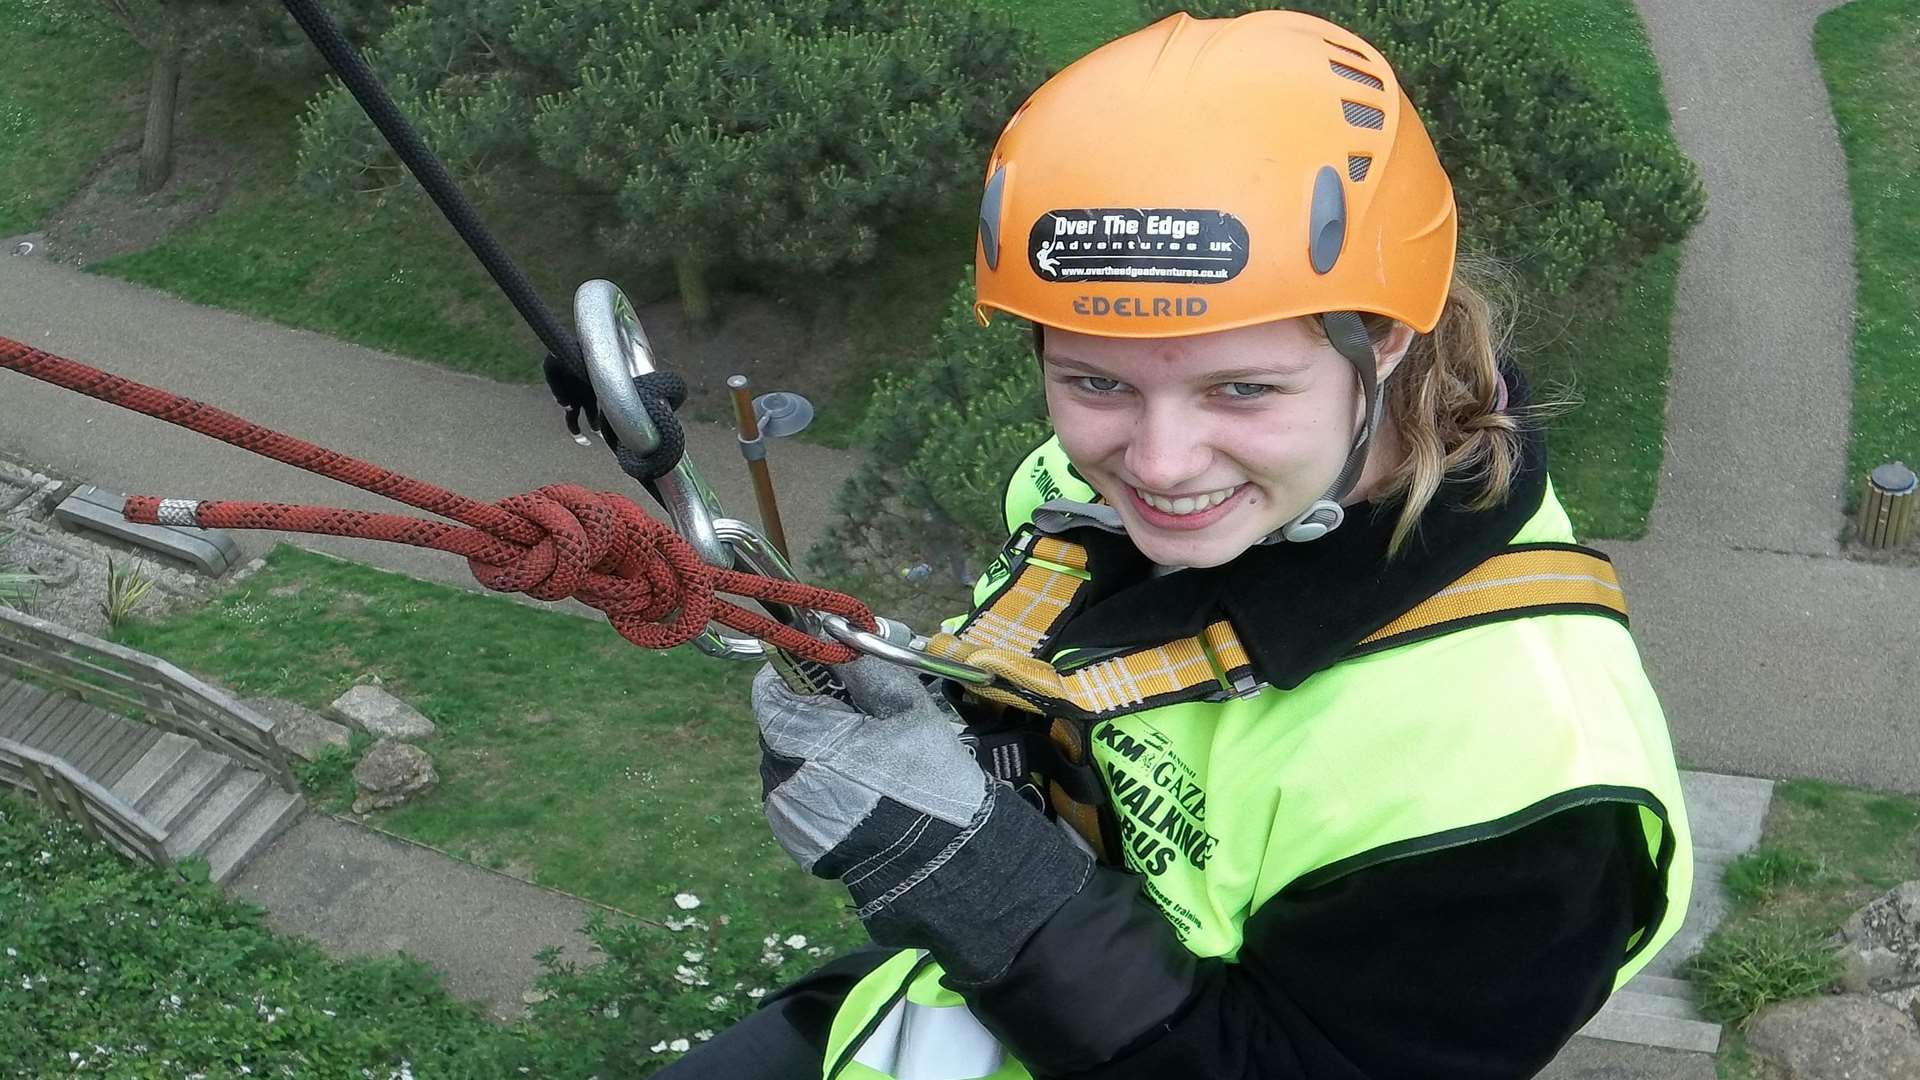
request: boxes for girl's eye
[1074,376,1126,395]
[1219,382,1275,399]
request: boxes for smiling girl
[664,11,1693,1080]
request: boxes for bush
[1139,0,1705,298]
[297,0,1042,323]
[811,272,1047,609]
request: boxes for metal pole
[729,375,791,560]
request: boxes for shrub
[811,272,1047,608]
[1138,0,1705,298]
[297,0,1042,323]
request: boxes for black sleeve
[953,802,1652,1080]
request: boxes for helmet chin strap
[1265,311,1383,544]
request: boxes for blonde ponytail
[1360,258,1533,554]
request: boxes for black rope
[277,0,690,481]
[277,0,580,382]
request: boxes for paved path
[227,814,605,1022]
[0,254,859,591]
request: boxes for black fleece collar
[1043,374,1549,692]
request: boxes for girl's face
[1042,318,1406,569]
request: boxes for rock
[329,684,436,742]
[1745,996,1920,1080]
[1833,882,1920,994]
[351,739,437,814]
[246,696,351,762]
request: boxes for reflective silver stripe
[851,997,1006,1080]
[1430,571,1624,600]
[156,499,201,527]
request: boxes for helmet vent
[1341,100,1386,130]
[1348,155,1373,182]
[1330,61,1384,90]
[1325,40,1370,62]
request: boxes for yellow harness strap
[927,534,1629,857]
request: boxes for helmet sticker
[1028,209,1249,285]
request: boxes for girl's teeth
[1137,486,1237,515]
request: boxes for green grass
[1686,779,1920,1027]
[1815,0,1920,490]
[1506,0,1686,538]
[978,0,1149,68]
[93,58,616,384]
[115,546,860,951]
[0,2,141,236]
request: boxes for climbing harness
[927,524,1632,860]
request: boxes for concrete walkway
[227,814,606,1022]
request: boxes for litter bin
[1859,461,1918,549]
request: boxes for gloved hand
[753,656,1093,983]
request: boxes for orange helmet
[974,10,1457,338]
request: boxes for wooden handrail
[0,737,171,867]
[0,605,296,791]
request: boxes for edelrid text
[1072,296,1209,317]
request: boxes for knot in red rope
[467,485,719,650]
[465,485,871,663]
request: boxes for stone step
[1624,973,1695,1001]
[1579,992,1722,1054]
[204,788,305,884]
[165,770,270,863]
[136,749,234,834]
[110,733,196,808]
[1677,771,1774,854]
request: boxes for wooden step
[92,725,164,787]
[204,788,305,883]
[15,690,75,744]
[38,700,102,758]
[61,710,127,771]
[137,750,234,833]
[166,771,270,863]
[111,734,196,806]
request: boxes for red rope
[0,336,871,663]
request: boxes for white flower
[650,1042,668,1054]
[665,916,696,932]
[669,1038,691,1053]
[708,994,729,1011]
[762,934,779,948]
[784,934,807,949]
[673,893,701,910]
[674,965,701,985]
[807,947,822,957]
[683,950,705,964]
[602,1004,620,1019]
[4,947,15,957]
[694,1030,714,1042]
[21,976,31,990]
[748,987,767,1000]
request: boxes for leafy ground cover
[115,546,860,958]
[0,1,140,236]
[1687,779,1920,1076]
[0,794,842,1075]
[1815,0,1920,495]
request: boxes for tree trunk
[138,41,183,195]
[675,249,714,331]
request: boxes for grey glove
[753,657,1093,983]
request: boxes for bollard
[1859,461,1918,549]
